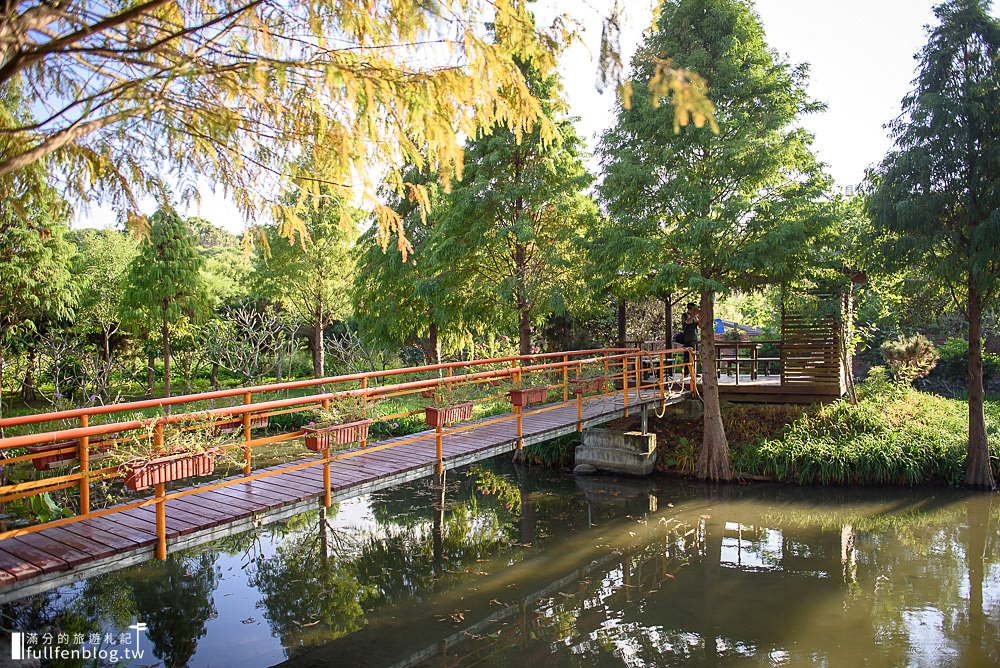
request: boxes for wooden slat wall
[780,301,844,394]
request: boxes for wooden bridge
[0,349,695,602]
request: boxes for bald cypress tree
[598,0,835,481]
[867,0,999,489]
[123,207,209,399]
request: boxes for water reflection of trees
[129,553,218,668]
[400,486,1000,668]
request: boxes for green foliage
[866,0,999,303]
[433,58,598,355]
[596,0,836,301]
[521,433,579,467]
[881,334,940,384]
[311,394,370,425]
[739,380,999,486]
[256,195,357,375]
[71,228,139,355]
[354,169,463,358]
[938,338,1000,379]
[109,413,227,469]
[29,492,74,523]
[470,465,522,513]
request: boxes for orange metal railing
[0,347,697,561]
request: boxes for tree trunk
[161,306,171,400]
[617,299,627,347]
[427,319,441,365]
[518,305,531,357]
[695,289,731,481]
[101,330,111,362]
[312,309,325,378]
[146,350,155,396]
[211,362,219,390]
[0,348,5,437]
[965,280,994,488]
[21,346,36,402]
[665,295,672,347]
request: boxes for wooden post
[658,353,665,405]
[689,349,697,395]
[622,355,629,417]
[576,393,583,432]
[516,405,523,450]
[155,481,166,561]
[435,424,444,475]
[242,391,252,476]
[361,378,369,448]
[562,354,569,402]
[323,447,331,507]
[735,342,740,387]
[79,414,90,516]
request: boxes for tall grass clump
[737,368,999,486]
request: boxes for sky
[76,0,961,232]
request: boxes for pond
[2,459,998,667]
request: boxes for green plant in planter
[506,375,551,406]
[303,393,373,452]
[425,382,481,427]
[570,373,609,395]
[110,413,230,491]
[308,393,370,427]
[429,382,481,408]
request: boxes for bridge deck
[0,389,684,602]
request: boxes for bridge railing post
[242,391,252,476]
[435,424,444,475]
[562,354,569,402]
[622,354,629,417]
[79,414,90,516]
[689,349,697,395]
[658,353,665,405]
[155,481,166,560]
[361,377,368,448]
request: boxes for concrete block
[574,428,657,476]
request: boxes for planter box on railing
[28,439,115,471]
[122,449,220,491]
[303,419,372,452]
[570,377,605,395]
[424,402,474,427]
[420,388,436,399]
[509,387,548,407]
[215,414,269,435]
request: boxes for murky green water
[2,460,998,667]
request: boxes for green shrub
[881,334,939,384]
[736,380,1000,486]
[937,338,1000,379]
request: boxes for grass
[610,375,999,487]
[734,379,1000,486]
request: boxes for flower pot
[509,387,548,407]
[214,414,269,435]
[122,449,219,491]
[424,402,474,427]
[570,377,604,395]
[303,419,372,452]
[28,440,114,471]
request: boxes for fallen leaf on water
[241,618,256,625]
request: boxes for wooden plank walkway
[0,389,686,602]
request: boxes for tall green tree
[256,199,357,377]
[0,83,74,419]
[122,207,210,399]
[434,60,598,356]
[866,0,999,488]
[598,0,835,480]
[72,229,140,361]
[354,171,464,364]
